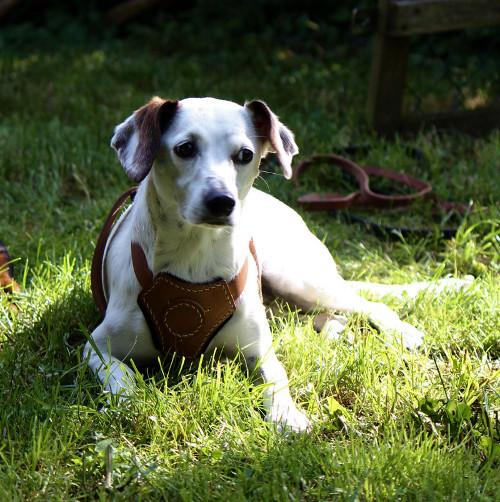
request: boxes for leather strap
[293,154,432,211]
[130,241,250,301]
[91,186,138,316]
[249,238,262,301]
[293,154,471,239]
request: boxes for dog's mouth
[179,209,235,228]
[195,216,235,228]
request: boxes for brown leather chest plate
[137,272,237,359]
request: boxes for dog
[85,97,470,432]
[0,240,20,311]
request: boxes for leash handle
[91,186,139,316]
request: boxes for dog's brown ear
[245,100,298,179]
[111,97,179,183]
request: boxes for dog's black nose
[205,193,236,218]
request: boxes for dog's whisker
[257,174,271,192]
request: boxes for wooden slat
[387,0,500,36]
[0,0,24,20]
[367,0,411,135]
[399,107,500,133]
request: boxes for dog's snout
[205,192,236,218]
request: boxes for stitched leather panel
[137,272,236,359]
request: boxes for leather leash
[293,154,433,210]
[293,154,471,239]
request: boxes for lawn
[0,2,499,500]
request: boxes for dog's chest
[131,239,258,359]
[152,230,241,283]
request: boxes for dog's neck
[131,178,248,283]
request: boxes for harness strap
[130,241,252,302]
[91,186,138,316]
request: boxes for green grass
[1,5,499,500]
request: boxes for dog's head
[111,97,298,226]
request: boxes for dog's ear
[111,97,179,183]
[245,100,298,179]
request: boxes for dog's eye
[174,141,195,158]
[235,148,254,164]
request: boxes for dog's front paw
[395,321,424,350]
[267,405,312,433]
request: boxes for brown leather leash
[293,154,471,239]
[91,187,261,359]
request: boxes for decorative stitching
[140,275,235,355]
[164,301,204,338]
[133,243,259,358]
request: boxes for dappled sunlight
[1,2,499,499]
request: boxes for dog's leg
[251,355,312,432]
[273,268,425,348]
[300,273,473,345]
[348,277,474,300]
[215,308,311,432]
[84,324,137,397]
[332,288,425,348]
[320,277,473,344]
[85,349,136,397]
[247,347,312,432]
[253,196,426,348]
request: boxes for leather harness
[91,187,261,359]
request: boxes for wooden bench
[367,0,500,135]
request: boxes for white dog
[85,97,468,432]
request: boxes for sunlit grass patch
[0,6,499,499]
